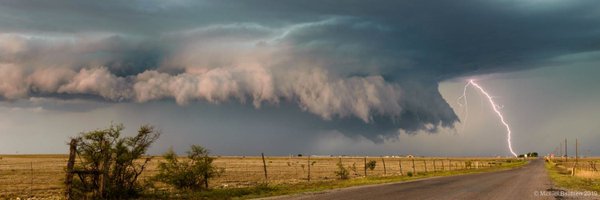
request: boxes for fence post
[423,160,428,173]
[30,162,33,195]
[411,158,416,174]
[99,140,110,198]
[382,157,387,175]
[65,138,77,200]
[307,155,311,182]
[574,139,578,176]
[398,159,403,175]
[433,160,437,172]
[441,159,445,171]
[364,157,367,177]
[565,138,568,162]
[261,153,268,183]
[204,156,210,188]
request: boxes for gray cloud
[2,0,600,140]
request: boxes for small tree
[526,152,539,157]
[334,161,350,179]
[366,160,377,170]
[154,145,220,191]
[71,123,160,199]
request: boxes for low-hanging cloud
[2,0,600,140]
[1,64,404,123]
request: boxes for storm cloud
[2,0,600,140]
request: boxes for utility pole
[560,142,563,159]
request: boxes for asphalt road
[278,159,558,200]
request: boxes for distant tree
[366,160,377,170]
[154,145,221,191]
[71,123,160,199]
[526,152,539,157]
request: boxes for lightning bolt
[457,81,470,132]
[457,80,517,157]
[467,80,518,157]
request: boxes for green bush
[154,145,221,191]
[366,160,377,170]
[71,123,160,199]
[407,172,413,177]
[334,161,350,179]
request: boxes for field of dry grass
[545,158,600,193]
[550,157,600,179]
[0,154,518,199]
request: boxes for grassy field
[545,158,600,192]
[0,154,525,199]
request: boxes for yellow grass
[550,158,600,179]
[545,158,600,192]
[0,154,520,199]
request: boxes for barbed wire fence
[1,153,515,198]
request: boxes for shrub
[334,161,350,179]
[349,163,359,175]
[366,160,377,170]
[407,172,413,177]
[71,123,160,199]
[154,145,221,191]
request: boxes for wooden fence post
[99,140,110,198]
[423,160,428,173]
[382,157,387,175]
[398,159,403,175]
[565,138,568,162]
[307,155,311,182]
[433,160,437,172]
[261,153,268,183]
[30,162,33,195]
[441,160,445,171]
[364,157,367,177]
[65,138,77,200]
[574,139,578,176]
[205,156,210,188]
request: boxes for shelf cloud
[2,0,600,140]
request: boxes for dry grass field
[550,158,600,179]
[545,158,600,193]
[0,154,518,199]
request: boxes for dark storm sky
[1,0,600,156]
